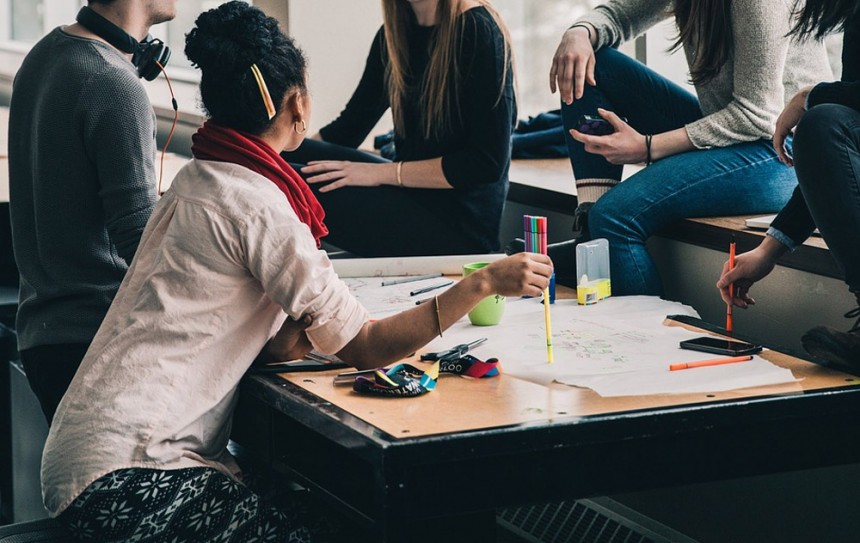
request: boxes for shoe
[571,202,594,240]
[801,307,860,371]
[504,237,579,286]
[504,237,525,256]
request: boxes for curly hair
[185,1,307,134]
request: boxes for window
[494,0,602,118]
[10,0,43,42]
[158,0,243,72]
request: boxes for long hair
[791,0,858,39]
[671,0,734,86]
[382,0,513,141]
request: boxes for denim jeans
[561,48,798,295]
[793,104,860,298]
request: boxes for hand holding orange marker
[726,235,736,337]
[669,354,753,371]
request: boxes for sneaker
[571,201,594,241]
[801,307,860,371]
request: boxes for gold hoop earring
[294,120,307,134]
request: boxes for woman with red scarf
[39,3,551,542]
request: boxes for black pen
[409,280,453,296]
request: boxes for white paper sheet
[344,276,454,318]
[417,296,798,396]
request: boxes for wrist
[760,234,790,261]
[568,23,595,46]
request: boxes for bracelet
[569,23,592,42]
[433,295,443,337]
[645,134,653,166]
[396,161,404,187]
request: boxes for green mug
[463,262,505,326]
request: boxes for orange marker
[669,354,753,371]
[726,236,736,337]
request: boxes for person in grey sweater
[8,0,176,423]
[543,0,832,295]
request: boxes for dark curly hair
[185,1,307,134]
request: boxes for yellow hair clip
[250,63,276,120]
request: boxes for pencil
[669,354,753,371]
[727,236,736,337]
[409,280,453,297]
[381,272,443,287]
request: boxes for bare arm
[337,252,553,369]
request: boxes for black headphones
[75,6,171,81]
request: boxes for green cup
[463,262,505,326]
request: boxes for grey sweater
[578,0,833,148]
[9,28,157,350]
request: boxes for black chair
[0,518,73,542]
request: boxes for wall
[287,1,389,141]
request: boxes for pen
[381,272,443,287]
[727,235,736,337]
[409,280,453,296]
[669,354,753,371]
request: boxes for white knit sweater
[577,0,833,148]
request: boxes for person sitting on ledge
[718,0,860,368]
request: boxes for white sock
[575,178,619,204]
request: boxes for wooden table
[232,316,860,542]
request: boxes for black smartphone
[679,336,763,356]
[577,114,626,136]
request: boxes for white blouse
[41,159,369,516]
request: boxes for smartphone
[576,114,626,136]
[679,336,763,356]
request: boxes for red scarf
[191,121,328,246]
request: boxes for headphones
[75,6,171,81]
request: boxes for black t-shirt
[319,6,516,252]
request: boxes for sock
[576,178,619,204]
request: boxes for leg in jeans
[560,47,703,204]
[543,48,703,276]
[20,343,90,425]
[792,104,860,364]
[589,140,798,296]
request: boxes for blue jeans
[561,48,798,295]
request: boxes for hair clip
[249,63,276,120]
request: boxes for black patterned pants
[58,467,334,542]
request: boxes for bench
[507,158,840,280]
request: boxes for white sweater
[578,0,833,148]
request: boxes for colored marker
[727,236,736,337]
[669,354,753,371]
